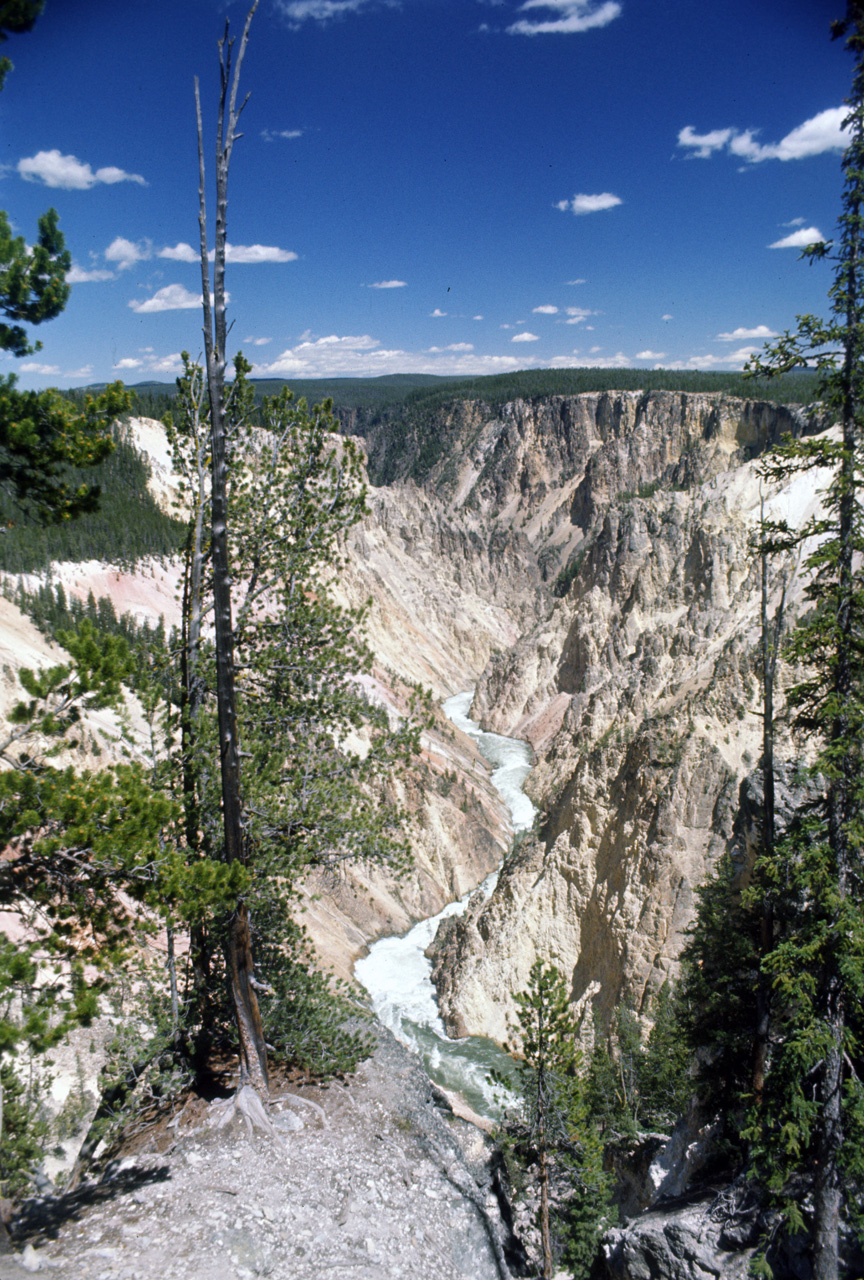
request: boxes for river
[354,690,536,1118]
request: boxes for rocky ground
[1,1029,519,1280]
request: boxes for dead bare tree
[194,0,269,1097]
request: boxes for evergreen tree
[0,6,128,521]
[690,8,864,1274]
[496,960,612,1279]
[159,353,416,1092]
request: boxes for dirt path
[2,1029,519,1280]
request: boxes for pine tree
[497,960,612,1279]
[160,352,416,1092]
[721,8,864,1274]
[0,7,128,520]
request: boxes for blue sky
[0,0,852,389]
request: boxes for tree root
[272,1091,328,1127]
[209,1084,282,1141]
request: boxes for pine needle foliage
[672,10,864,1274]
[155,355,418,1083]
[494,960,613,1279]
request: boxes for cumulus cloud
[545,348,624,368]
[261,128,303,141]
[157,241,297,264]
[664,347,760,372]
[243,336,272,346]
[226,243,298,264]
[18,149,146,189]
[678,107,849,164]
[716,324,778,341]
[113,350,185,375]
[106,237,152,271]
[636,350,666,360]
[276,0,391,27]
[533,304,559,314]
[427,342,474,352]
[676,126,733,159]
[564,306,595,324]
[473,314,484,321]
[67,263,114,283]
[556,192,622,215]
[129,284,215,313]
[567,277,587,285]
[769,226,825,249]
[158,242,199,263]
[254,331,524,378]
[506,0,621,36]
[662,313,673,321]
[430,308,447,317]
[19,360,60,375]
[369,279,407,289]
[512,331,539,343]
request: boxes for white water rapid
[354,690,536,1117]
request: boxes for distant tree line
[0,423,187,573]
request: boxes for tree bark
[195,1,267,1096]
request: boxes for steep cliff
[426,390,828,1043]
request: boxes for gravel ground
[1,1028,522,1280]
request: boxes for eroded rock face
[427,393,828,1044]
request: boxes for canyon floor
[1,1028,517,1280]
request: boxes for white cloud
[244,336,272,346]
[430,308,447,317]
[159,242,199,263]
[19,360,60,375]
[114,351,184,375]
[106,236,152,271]
[148,352,185,374]
[254,331,524,378]
[716,324,778,341]
[473,314,484,320]
[678,107,849,164]
[157,241,297,264]
[226,243,297,264]
[533,304,559,314]
[556,192,622,215]
[567,278,586,284]
[661,313,673,321]
[784,217,806,227]
[676,126,733,159]
[507,0,621,36]
[18,149,146,189]
[565,306,595,324]
[427,342,474,352]
[261,128,303,141]
[636,350,666,360]
[129,284,211,313]
[769,226,825,249]
[512,331,539,343]
[67,365,93,378]
[67,263,114,283]
[543,349,630,369]
[369,279,407,289]
[276,0,388,27]
[665,347,760,372]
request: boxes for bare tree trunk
[752,497,788,1104]
[194,1,267,1096]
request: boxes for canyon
[0,388,826,1033]
[0,387,831,1279]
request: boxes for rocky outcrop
[428,395,830,1045]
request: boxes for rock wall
[426,392,829,1044]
